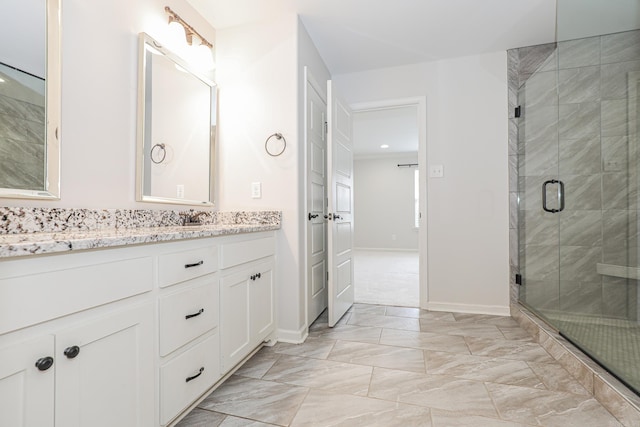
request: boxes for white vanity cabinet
[0,228,278,427]
[219,233,276,371]
[0,335,55,427]
[0,247,155,427]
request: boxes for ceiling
[188,0,558,75]
[353,107,418,157]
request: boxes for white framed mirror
[136,33,217,206]
[0,0,61,199]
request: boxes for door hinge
[326,271,329,281]
[514,106,521,118]
[515,273,522,285]
[324,121,328,136]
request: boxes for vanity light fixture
[165,6,215,71]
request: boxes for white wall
[215,15,330,341]
[354,155,419,251]
[4,0,215,209]
[335,52,510,315]
[215,14,304,340]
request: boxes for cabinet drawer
[160,332,220,425]
[158,246,218,288]
[220,236,274,269]
[158,277,219,356]
[0,256,152,335]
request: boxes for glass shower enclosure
[517,2,640,394]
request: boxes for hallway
[177,304,621,426]
[354,250,419,307]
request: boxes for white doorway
[351,99,427,308]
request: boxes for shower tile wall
[0,81,46,190]
[509,30,640,319]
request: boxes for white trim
[353,247,419,253]
[276,326,309,344]
[350,96,428,311]
[427,301,511,317]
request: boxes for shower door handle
[542,179,565,213]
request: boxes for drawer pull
[185,308,205,320]
[64,346,81,359]
[185,367,205,383]
[184,260,204,269]
[35,356,54,371]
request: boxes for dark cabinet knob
[64,346,80,359]
[256,272,261,279]
[250,274,256,281]
[308,213,319,221]
[35,356,54,371]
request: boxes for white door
[306,78,329,324]
[327,80,354,327]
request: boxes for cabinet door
[250,261,275,344]
[0,335,54,427]
[220,270,251,371]
[55,303,155,427]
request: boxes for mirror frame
[135,32,217,207]
[0,0,61,200]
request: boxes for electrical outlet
[251,182,262,199]
[429,164,444,178]
[176,184,185,198]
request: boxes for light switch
[176,184,185,198]
[251,182,262,198]
[429,164,444,178]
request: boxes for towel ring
[265,133,286,157]
[151,143,166,164]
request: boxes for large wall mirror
[0,0,61,199]
[136,33,216,206]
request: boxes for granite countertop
[0,208,281,259]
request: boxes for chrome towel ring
[151,143,166,164]
[265,133,286,157]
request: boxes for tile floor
[176,304,623,427]
[354,250,419,307]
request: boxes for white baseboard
[353,247,419,253]
[427,301,510,317]
[276,326,308,344]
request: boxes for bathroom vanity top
[0,208,281,259]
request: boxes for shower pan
[517,28,640,394]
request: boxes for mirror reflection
[0,0,60,199]
[137,33,216,206]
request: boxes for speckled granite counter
[0,207,281,258]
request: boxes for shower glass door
[518,20,640,394]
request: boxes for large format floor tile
[176,303,624,427]
[328,340,426,373]
[198,376,308,426]
[368,367,499,417]
[290,390,433,427]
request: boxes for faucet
[181,209,206,226]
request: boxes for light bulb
[197,44,216,71]
[168,19,186,45]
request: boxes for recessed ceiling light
[380,144,389,149]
